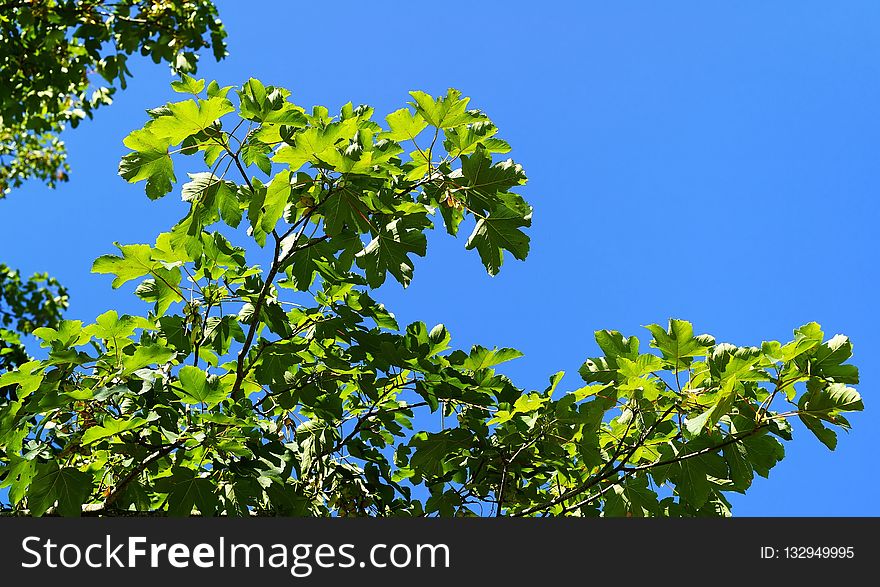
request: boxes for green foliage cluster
[0,0,226,195]
[0,77,863,517]
[0,265,68,372]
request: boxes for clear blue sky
[3,0,878,515]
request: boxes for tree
[0,77,863,517]
[0,1,226,393]
[0,0,226,196]
[0,265,68,372]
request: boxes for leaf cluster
[0,78,863,517]
[0,264,68,374]
[0,0,226,195]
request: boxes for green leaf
[171,74,206,95]
[158,315,191,354]
[84,310,137,341]
[809,334,859,384]
[595,330,640,361]
[0,457,36,505]
[722,442,754,491]
[321,185,375,237]
[444,121,510,156]
[800,380,863,418]
[175,366,229,407]
[27,462,91,517]
[92,243,158,288]
[463,345,524,370]
[133,268,184,315]
[33,319,85,349]
[684,379,736,435]
[0,360,43,399]
[121,344,174,375]
[119,127,176,200]
[249,169,290,237]
[164,469,217,516]
[272,118,357,171]
[356,216,429,288]
[284,237,336,290]
[380,107,428,142]
[181,172,242,229]
[645,319,715,364]
[409,89,477,129]
[457,151,528,213]
[465,204,531,276]
[149,96,234,144]
[741,433,785,478]
[604,476,658,517]
[797,379,863,450]
[82,416,148,445]
[409,431,460,478]
[675,449,712,509]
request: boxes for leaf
[722,442,754,491]
[684,379,736,436]
[675,450,712,509]
[33,320,86,349]
[464,345,524,370]
[809,334,859,384]
[458,151,527,207]
[182,172,242,229]
[85,310,137,341]
[356,216,429,288]
[465,204,531,276]
[595,330,640,361]
[82,416,148,445]
[119,127,176,200]
[444,121,510,156]
[121,344,174,375]
[380,107,428,142]
[0,360,43,399]
[296,419,339,473]
[249,169,290,237]
[133,268,184,315]
[616,354,664,400]
[409,431,457,478]
[799,380,863,417]
[321,184,375,237]
[644,319,715,364]
[799,416,838,451]
[409,89,477,129]
[175,366,229,407]
[741,433,785,478]
[92,243,157,288]
[171,74,206,94]
[165,469,217,516]
[0,457,36,505]
[285,237,336,290]
[797,379,863,450]
[148,96,234,144]
[604,476,658,517]
[158,315,191,354]
[272,118,357,171]
[27,462,91,517]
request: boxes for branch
[513,404,675,516]
[100,439,185,510]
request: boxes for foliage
[0,77,863,517]
[0,264,68,373]
[0,0,226,196]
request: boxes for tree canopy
[0,0,226,196]
[0,265,68,372]
[0,77,863,516]
[0,0,225,404]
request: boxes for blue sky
[3,0,878,515]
